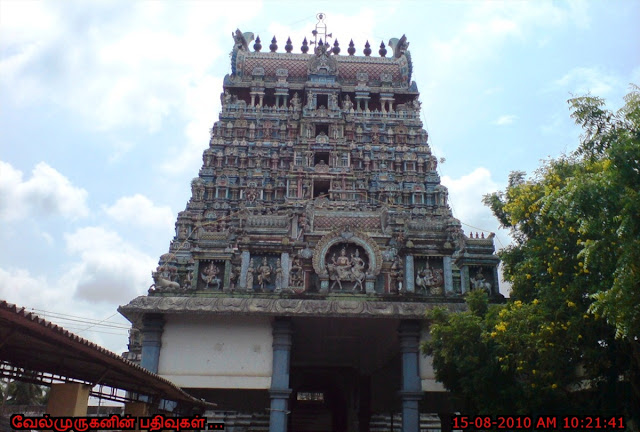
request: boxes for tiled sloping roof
[237,51,408,83]
[0,300,214,409]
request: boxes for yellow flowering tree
[425,88,639,420]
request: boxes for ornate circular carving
[312,228,383,277]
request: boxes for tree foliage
[0,379,48,406]
[423,87,640,421]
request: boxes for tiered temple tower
[120,16,500,432]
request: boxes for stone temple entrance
[289,317,402,432]
[119,21,503,432]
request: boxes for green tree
[424,87,639,422]
[1,379,48,406]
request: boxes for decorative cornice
[118,296,466,324]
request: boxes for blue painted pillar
[460,266,470,294]
[404,255,415,293]
[240,250,250,289]
[399,320,422,432]
[141,314,164,374]
[443,256,453,295]
[269,318,292,432]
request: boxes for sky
[1,0,639,356]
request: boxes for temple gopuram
[120,15,500,432]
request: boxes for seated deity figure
[415,265,434,292]
[257,257,272,291]
[472,268,491,293]
[201,262,221,290]
[334,248,352,280]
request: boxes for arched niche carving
[312,228,382,277]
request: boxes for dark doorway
[317,94,328,108]
[290,368,350,432]
[314,151,329,165]
[313,179,330,198]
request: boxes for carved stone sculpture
[257,257,272,291]
[201,262,221,290]
[246,259,255,291]
[472,268,491,293]
[274,259,284,292]
[149,270,181,293]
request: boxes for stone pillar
[125,402,149,432]
[443,256,453,295]
[46,383,90,416]
[223,259,232,291]
[319,277,329,293]
[141,314,164,374]
[240,250,250,289]
[404,255,415,293]
[460,266,470,294]
[365,275,375,294]
[269,319,293,432]
[192,260,200,290]
[280,252,290,289]
[493,266,500,296]
[398,321,422,432]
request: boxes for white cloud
[443,167,498,226]
[493,114,517,126]
[429,2,589,68]
[104,194,174,231]
[442,168,512,295]
[0,161,89,221]
[0,1,262,144]
[554,66,621,96]
[0,267,52,306]
[64,226,156,303]
[159,75,222,175]
[442,167,511,247]
[484,86,503,95]
[40,231,54,246]
[0,266,132,354]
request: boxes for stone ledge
[118,295,467,325]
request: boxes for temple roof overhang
[0,301,214,408]
[118,295,468,326]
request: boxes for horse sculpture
[415,266,444,295]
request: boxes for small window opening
[313,180,330,198]
[314,151,330,165]
[315,124,329,137]
[317,94,328,108]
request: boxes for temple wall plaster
[158,315,273,389]
[419,327,446,392]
